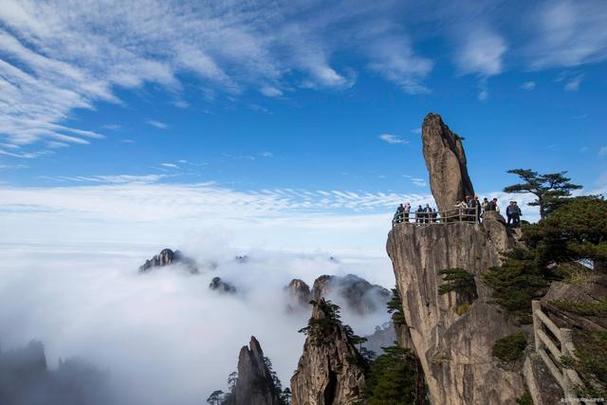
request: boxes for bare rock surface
[290,299,366,405]
[387,220,524,404]
[285,279,312,312]
[227,336,281,405]
[422,113,474,213]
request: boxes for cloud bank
[0,242,393,404]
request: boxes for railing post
[532,300,542,352]
[560,328,576,401]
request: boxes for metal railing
[392,206,480,227]
[531,300,586,402]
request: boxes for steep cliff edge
[290,299,366,405]
[387,113,525,404]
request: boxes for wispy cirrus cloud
[0,0,432,151]
[527,0,607,69]
[379,133,408,145]
[147,120,168,130]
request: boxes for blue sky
[1,0,606,252]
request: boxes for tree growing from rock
[206,390,225,405]
[503,169,582,220]
[366,345,428,405]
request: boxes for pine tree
[503,169,581,220]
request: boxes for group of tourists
[392,203,438,224]
[392,197,523,227]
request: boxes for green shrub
[492,332,527,363]
[438,268,478,299]
[516,391,533,405]
[567,330,607,398]
[482,248,550,317]
[366,345,427,405]
[387,287,405,325]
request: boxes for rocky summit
[422,113,474,213]
[138,248,199,274]
[225,336,282,405]
[285,279,312,313]
[311,274,390,315]
[209,276,237,294]
[290,299,366,405]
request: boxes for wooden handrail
[531,300,587,403]
[392,206,480,227]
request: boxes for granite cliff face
[387,113,525,404]
[422,113,474,213]
[226,336,282,405]
[290,299,366,405]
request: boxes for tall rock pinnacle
[422,113,474,212]
[228,336,281,405]
[386,113,524,404]
[290,299,366,405]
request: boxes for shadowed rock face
[228,336,281,405]
[138,248,198,274]
[290,300,366,405]
[422,113,474,212]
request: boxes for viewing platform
[392,207,480,227]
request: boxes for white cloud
[379,133,408,145]
[260,86,283,98]
[403,175,426,187]
[564,74,583,91]
[0,241,392,404]
[147,120,168,130]
[366,35,432,94]
[456,28,507,77]
[161,163,179,169]
[528,0,607,69]
[521,81,536,90]
[0,1,434,151]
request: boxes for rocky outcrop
[388,220,524,404]
[386,114,525,404]
[138,248,198,274]
[312,274,390,315]
[285,279,312,312]
[209,277,237,294]
[422,113,474,213]
[227,336,282,405]
[290,299,366,405]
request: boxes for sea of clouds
[0,238,394,404]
